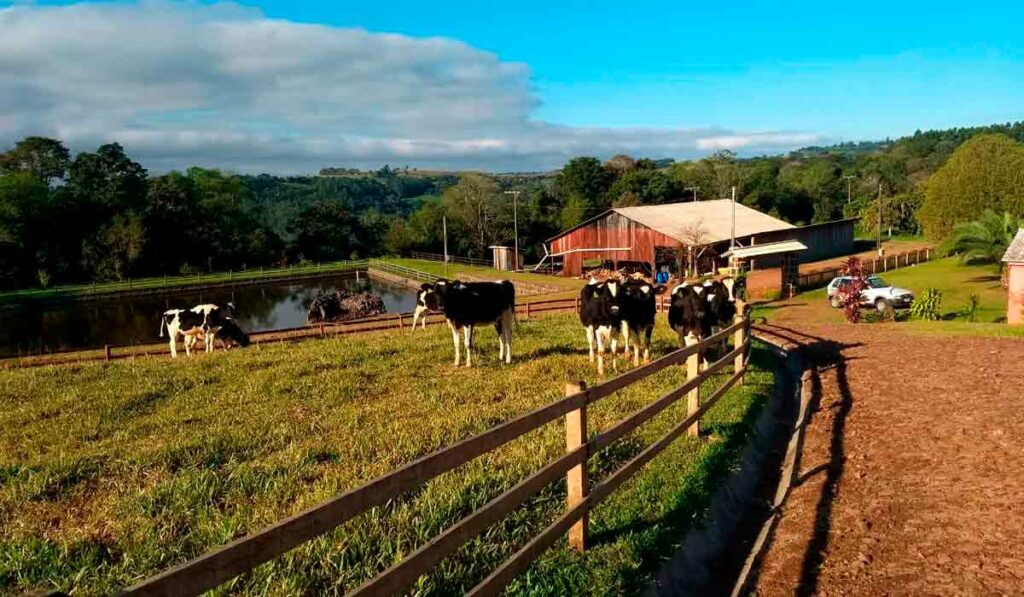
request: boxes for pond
[0,274,419,358]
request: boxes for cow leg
[586,325,595,363]
[448,321,461,367]
[643,326,653,363]
[206,331,215,353]
[183,334,193,357]
[496,321,505,362]
[463,325,474,367]
[168,330,178,359]
[502,309,513,364]
[595,326,607,375]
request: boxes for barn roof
[612,199,796,243]
[1002,229,1024,263]
[723,240,808,259]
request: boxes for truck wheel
[829,295,841,308]
[875,298,888,312]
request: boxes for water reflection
[0,275,418,358]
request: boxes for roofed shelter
[545,199,797,277]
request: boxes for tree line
[2,121,1023,290]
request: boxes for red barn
[546,199,801,277]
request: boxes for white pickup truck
[827,275,915,310]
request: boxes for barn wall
[749,219,856,268]
[550,212,679,276]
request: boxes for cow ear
[420,283,433,291]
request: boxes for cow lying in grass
[159,303,241,358]
[418,279,516,366]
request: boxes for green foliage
[939,209,1023,271]
[961,292,981,322]
[910,287,943,321]
[919,134,1024,238]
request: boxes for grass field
[757,256,1024,338]
[0,313,774,595]
[386,258,584,291]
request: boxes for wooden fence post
[565,381,588,551]
[575,297,581,314]
[734,302,746,383]
[104,345,112,362]
[319,323,325,338]
[684,334,700,437]
[397,314,403,328]
[525,302,531,319]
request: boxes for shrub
[910,288,943,321]
[836,257,868,323]
[961,292,980,322]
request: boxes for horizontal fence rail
[121,312,752,596]
[0,260,371,304]
[409,251,492,267]
[797,247,933,290]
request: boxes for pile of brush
[581,268,651,283]
[307,291,386,324]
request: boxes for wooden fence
[797,247,933,290]
[409,251,493,267]
[120,314,752,596]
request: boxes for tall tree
[443,173,502,256]
[919,134,1024,238]
[0,137,70,185]
[557,157,612,208]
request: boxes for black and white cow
[667,283,706,349]
[158,303,235,358]
[411,286,434,330]
[418,279,515,366]
[617,279,667,366]
[578,278,626,375]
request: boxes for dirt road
[747,305,1024,595]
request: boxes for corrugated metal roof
[611,199,794,243]
[723,240,808,258]
[1002,229,1024,263]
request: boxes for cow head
[670,284,706,336]
[216,318,251,349]
[584,279,621,317]
[621,280,667,302]
[418,281,446,311]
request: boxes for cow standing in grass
[667,283,706,350]
[617,279,667,366]
[578,278,625,375]
[159,303,236,358]
[418,279,515,366]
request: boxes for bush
[836,257,868,323]
[961,292,980,322]
[910,288,943,321]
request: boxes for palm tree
[941,209,1023,272]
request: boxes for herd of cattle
[156,277,741,370]
[411,276,742,373]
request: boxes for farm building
[545,199,855,278]
[1003,228,1024,325]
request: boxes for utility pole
[443,216,449,278]
[685,186,700,202]
[504,190,521,270]
[843,175,855,204]
[730,185,737,249]
[876,183,883,256]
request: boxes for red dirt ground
[748,303,1024,595]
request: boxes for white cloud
[0,2,824,173]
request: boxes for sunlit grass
[1,313,773,595]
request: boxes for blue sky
[2,0,1023,171]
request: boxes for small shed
[724,240,808,298]
[1002,228,1024,325]
[490,246,522,271]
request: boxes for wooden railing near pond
[409,251,493,267]
[120,313,752,596]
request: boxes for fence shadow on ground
[741,323,860,597]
